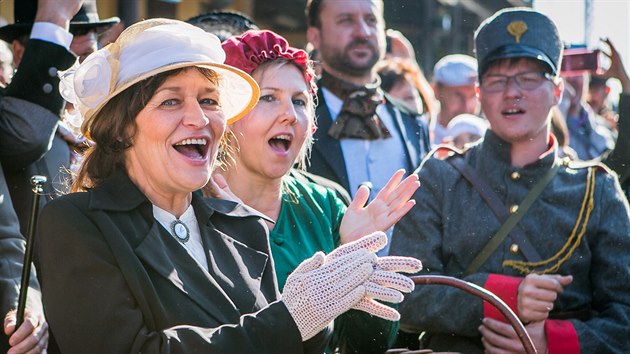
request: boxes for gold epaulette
[429,143,465,160]
[566,159,614,175]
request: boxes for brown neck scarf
[320,71,390,140]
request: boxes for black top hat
[186,10,259,42]
[474,7,562,77]
[0,0,120,43]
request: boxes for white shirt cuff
[30,22,73,50]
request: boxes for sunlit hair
[217,59,315,174]
[71,67,219,192]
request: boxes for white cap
[446,114,489,138]
[433,54,478,86]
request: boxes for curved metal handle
[411,275,537,354]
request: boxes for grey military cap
[474,7,562,77]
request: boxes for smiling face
[308,0,386,80]
[228,61,313,181]
[478,58,562,147]
[125,68,226,201]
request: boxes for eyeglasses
[480,71,553,93]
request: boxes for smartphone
[561,48,600,76]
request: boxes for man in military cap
[390,7,630,354]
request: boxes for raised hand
[35,0,84,29]
[600,38,630,91]
[204,173,243,204]
[517,273,573,323]
[340,169,420,244]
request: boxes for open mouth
[502,107,525,116]
[268,134,293,153]
[173,138,209,160]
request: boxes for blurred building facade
[0,0,532,79]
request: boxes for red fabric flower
[222,30,316,94]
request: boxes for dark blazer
[36,171,315,354]
[0,38,75,351]
[308,90,431,193]
[2,39,77,235]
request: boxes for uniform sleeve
[390,158,494,337]
[555,172,630,353]
[37,198,305,354]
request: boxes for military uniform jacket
[308,89,431,193]
[36,171,317,354]
[390,131,630,354]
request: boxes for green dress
[270,175,397,353]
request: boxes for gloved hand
[281,232,422,340]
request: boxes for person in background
[0,41,12,85]
[443,113,488,149]
[213,29,420,353]
[377,56,434,117]
[561,71,615,160]
[390,8,630,353]
[36,18,421,353]
[587,75,617,131]
[0,0,90,352]
[431,54,479,145]
[304,0,431,254]
[1,0,120,236]
[186,10,259,42]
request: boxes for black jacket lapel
[134,221,240,324]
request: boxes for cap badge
[507,21,528,43]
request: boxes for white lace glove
[281,232,422,340]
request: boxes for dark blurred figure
[1,0,119,236]
[186,10,258,42]
[0,0,92,352]
[587,75,618,131]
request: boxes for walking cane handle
[16,175,47,328]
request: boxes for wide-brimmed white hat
[59,18,259,137]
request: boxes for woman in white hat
[35,18,421,354]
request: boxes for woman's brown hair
[71,67,219,192]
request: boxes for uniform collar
[480,130,560,174]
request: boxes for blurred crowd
[0,0,628,353]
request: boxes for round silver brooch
[170,220,190,243]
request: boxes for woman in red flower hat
[206,29,421,353]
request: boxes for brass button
[510,243,519,254]
[510,171,521,181]
[509,204,519,214]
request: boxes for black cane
[16,175,47,328]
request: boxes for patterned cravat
[320,71,390,140]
